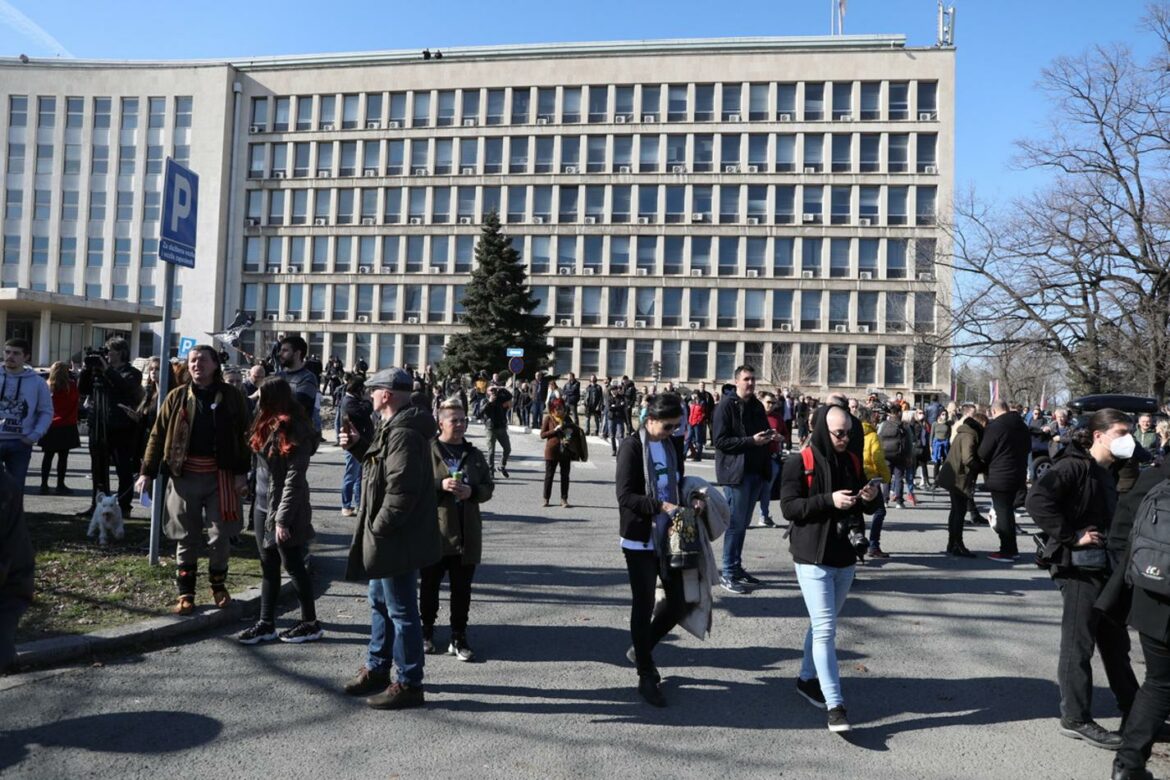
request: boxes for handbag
[1071,546,1109,571]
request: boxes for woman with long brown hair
[38,361,80,495]
[540,397,578,508]
[238,376,322,644]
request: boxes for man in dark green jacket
[340,367,440,710]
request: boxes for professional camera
[83,346,109,370]
[838,519,869,556]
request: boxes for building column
[37,308,52,366]
[129,319,142,360]
[0,309,7,346]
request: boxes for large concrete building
[0,33,953,395]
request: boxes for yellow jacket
[862,421,891,483]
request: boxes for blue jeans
[341,451,362,510]
[756,459,781,520]
[869,484,890,547]
[608,417,628,452]
[0,440,32,495]
[722,473,764,578]
[686,422,706,457]
[366,573,425,686]
[891,466,914,501]
[530,400,545,429]
[795,562,855,708]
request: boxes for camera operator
[78,337,142,518]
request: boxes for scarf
[640,426,680,567]
[168,383,240,523]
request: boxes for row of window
[244,133,940,178]
[5,142,191,177]
[239,280,935,332]
[7,96,194,130]
[3,235,161,269]
[241,234,937,278]
[246,81,940,132]
[234,330,937,389]
[240,183,939,226]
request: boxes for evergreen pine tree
[439,211,552,378]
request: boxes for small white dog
[87,493,125,545]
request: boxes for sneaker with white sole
[827,705,851,732]
[796,677,827,710]
[719,576,749,595]
[237,621,277,645]
[279,620,324,644]
[449,635,474,662]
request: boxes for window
[687,340,709,380]
[113,237,132,267]
[117,144,135,175]
[382,235,400,271]
[829,239,850,278]
[888,133,909,173]
[801,237,822,278]
[9,96,27,127]
[485,89,505,125]
[387,139,405,175]
[721,83,742,121]
[426,285,446,323]
[831,134,851,173]
[694,134,713,172]
[88,190,105,221]
[717,289,737,327]
[772,289,793,327]
[859,134,880,173]
[690,236,711,275]
[799,343,820,384]
[775,133,795,172]
[3,189,20,220]
[435,91,454,126]
[146,145,163,174]
[116,190,133,222]
[247,144,265,178]
[664,185,685,222]
[6,143,24,176]
[914,345,936,386]
[511,87,531,124]
[888,186,909,225]
[31,236,48,266]
[319,95,336,129]
[748,83,768,121]
[830,186,850,225]
[887,238,907,279]
[889,82,909,120]
[915,238,936,276]
[689,287,710,327]
[885,346,905,385]
[916,186,937,225]
[802,185,823,223]
[411,91,431,127]
[827,345,849,385]
[832,82,852,120]
[460,89,479,124]
[271,97,290,131]
[828,291,850,330]
[33,189,50,220]
[364,139,383,173]
[803,134,823,172]
[858,238,879,277]
[694,84,714,121]
[641,85,661,118]
[719,186,740,223]
[693,185,713,218]
[87,237,104,267]
[36,144,53,174]
[331,285,351,320]
[67,97,84,128]
[800,290,822,330]
[296,96,313,130]
[339,140,358,176]
[747,134,767,170]
[777,83,796,120]
[914,292,936,332]
[121,97,139,130]
[61,190,78,220]
[803,83,824,121]
[917,134,937,172]
[509,136,529,174]
[175,96,193,128]
[886,291,907,330]
[529,236,550,274]
[860,82,881,120]
[587,85,608,123]
[715,342,738,383]
[250,97,268,130]
[918,81,938,115]
[38,96,55,128]
[2,235,19,266]
[93,97,112,128]
[638,183,658,221]
[667,85,687,122]
[342,94,360,129]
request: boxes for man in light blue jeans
[779,404,881,733]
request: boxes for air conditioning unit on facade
[746,217,759,225]
[618,165,631,174]
[634,320,647,328]
[637,217,650,224]
[804,167,817,174]
[584,216,597,224]
[837,113,854,122]
[857,325,870,333]
[688,321,700,329]
[366,121,382,130]
[563,165,578,174]
[691,269,704,277]
[461,166,475,175]
[691,213,705,222]
[361,217,375,225]
[559,318,573,326]
[918,272,935,282]
[313,217,327,226]
[249,124,263,134]
[778,323,792,331]
[532,216,544,224]
[458,217,473,224]
[358,266,372,274]
[615,115,627,124]
[364,168,379,177]
[413,168,428,176]
[463,118,477,127]
[388,120,401,129]
[266,265,281,274]
[728,113,742,122]
[643,114,657,123]
[778,113,792,122]
[558,267,573,275]
[406,316,419,324]
[357,315,369,323]
[430,266,444,274]
[924,165,938,175]
[919,111,937,121]
[801,270,814,279]
[834,324,848,333]
[613,320,626,327]
[636,268,648,276]
[582,267,596,275]
[746,269,759,278]
[246,218,260,227]
[859,271,873,280]
[317,169,330,178]
[671,164,686,173]
[802,213,817,223]
[321,123,335,131]
[746,165,759,173]
[284,313,297,322]
[536,117,549,125]
[858,218,871,226]
[409,217,422,225]
[272,171,286,179]
[724,164,739,173]
[264,313,279,321]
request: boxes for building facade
[1,35,953,396]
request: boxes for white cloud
[0,0,73,58]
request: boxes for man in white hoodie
[0,338,52,497]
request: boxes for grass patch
[19,511,263,643]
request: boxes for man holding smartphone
[713,365,774,594]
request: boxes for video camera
[83,346,109,371]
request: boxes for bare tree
[936,3,1170,402]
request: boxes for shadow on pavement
[0,710,222,771]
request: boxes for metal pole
[148,261,176,565]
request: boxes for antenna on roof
[937,2,956,46]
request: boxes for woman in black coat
[237,377,322,645]
[1026,408,1139,751]
[615,393,687,708]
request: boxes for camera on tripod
[83,346,109,370]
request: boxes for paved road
[2,425,1165,779]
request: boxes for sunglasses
[829,429,850,440]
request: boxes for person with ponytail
[237,376,322,644]
[1027,408,1140,751]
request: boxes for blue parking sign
[177,336,197,357]
[160,158,198,268]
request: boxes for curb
[14,578,291,670]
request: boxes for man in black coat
[978,400,1032,561]
[583,376,604,436]
[712,365,775,594]
[78,337,143,518]
[561,372,581,425]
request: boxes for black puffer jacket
[977,411,1031,493]
[1025,444,1115,570]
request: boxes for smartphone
[865,478,883,491]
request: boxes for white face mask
[1109,433,1136,460]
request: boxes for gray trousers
[165,471,232,572]
[486,425,511,471]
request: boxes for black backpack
[1126,479,1170,596]
[878,420,905,461]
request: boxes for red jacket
[688,402,705,427]
[51,381,80,428]
[765,411,788,455]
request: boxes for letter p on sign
[159,158,199,268]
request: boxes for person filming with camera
[779,405,882,733]
[78,337,142,519]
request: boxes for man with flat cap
[339,367,441,710]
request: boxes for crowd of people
[8,338,1170,776]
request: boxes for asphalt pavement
[1,424,1165,779]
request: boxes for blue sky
[0,0,1157,201]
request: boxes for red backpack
[800,446,862,491]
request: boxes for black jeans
[584,409,602,436]
[89,433,137,511]
[624,549,687,680]
[946,488,968,550]
[1053,570,1138,724]
[40,450,70,488]
[258,543,316,624]
[990,490,1018,555]
[543,456,571,501]
[1117,631,1170,771]
[420,554,477,634]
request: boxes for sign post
[149,159,199,565]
